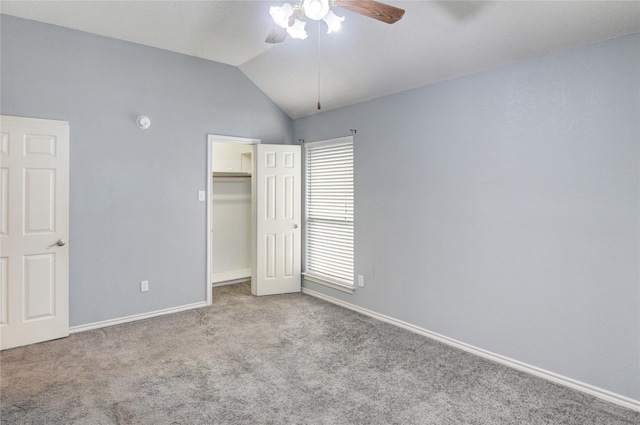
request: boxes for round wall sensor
[136,116,151,129]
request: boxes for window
[304,136,354,292]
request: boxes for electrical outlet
[141,280,149,292]
[358,275,364,287]
[198,190,206,202]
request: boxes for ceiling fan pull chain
[317,22,322,110]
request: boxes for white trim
[302,287,640,413]
[207,134,261,145]
[206,134,260,306]
[69,301,208,334]
[211,268,252,285]
[212,278,250,288]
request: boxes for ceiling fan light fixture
[323,10,344,33]
[303,0,330,20]
[266,0,405,44]
[287,18,308,39]
[270,3,294,28]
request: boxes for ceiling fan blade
[334,0,405,24]
[265,25,288,44]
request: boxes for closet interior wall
[211,142,253,286]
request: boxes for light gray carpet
[1,283,638,424]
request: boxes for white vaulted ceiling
[1,1,639,119]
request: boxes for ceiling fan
[266,0,405,44]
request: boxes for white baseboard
[212,278,250,288]
[302,287,640,413]
[211,268,251,284]
[69,301,208,334]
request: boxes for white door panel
[0,116,69,350]
[253,144,301,296]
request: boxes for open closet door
[253,144,301,296]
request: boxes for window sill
[303,273,355,294]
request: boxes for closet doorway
[210,137,254,289]
[206,135,302,304]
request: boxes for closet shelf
[212,171,252,178]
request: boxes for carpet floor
[1,283,638,424]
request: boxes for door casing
[206,135,260,305]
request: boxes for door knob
[49,239,66,247]
[292,224,298,229]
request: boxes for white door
[0,116,69,350]
[253,144,301,296]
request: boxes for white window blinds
[304,136,354,287]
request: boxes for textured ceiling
[2,1,639,119]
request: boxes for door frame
[206,134,260,305]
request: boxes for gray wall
[2,13,638,402]
[294,34,640,400]
[0,16,292,326]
